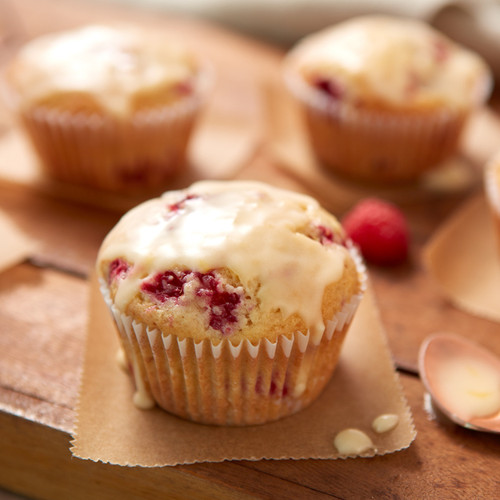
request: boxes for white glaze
[116,346,128,372]
[104,286,363,413]
[287,15,490,109]
[372,413,399,433]
[434,357,500,420]
[8,25,198,117]
[334,428,374,455]
[97,180,352,342]
[129,353,155,410]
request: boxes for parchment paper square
[71,275,416,466]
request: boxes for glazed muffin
[96,180,366,425]
[283,15,492,184]
[4,24,212,192]
[485,154,500,250]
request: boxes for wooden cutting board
[1,0,499,499]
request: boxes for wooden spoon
[418,333,500,433]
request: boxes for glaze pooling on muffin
[7,24,200,117]
[287,15,490,110]
[97,181,358,343]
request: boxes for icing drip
[334,428,375,455]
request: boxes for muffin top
[97,180,362,344]
[285,15,491,111]
[5,24,202,117]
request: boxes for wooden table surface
[0,0,499,498]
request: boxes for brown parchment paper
[423,194,500,323]
[71,274,416,466]
[0,207,37,272]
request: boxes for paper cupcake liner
[100,245,367,426]
[4,65,213,193]
[283,69,489,184]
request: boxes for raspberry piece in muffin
[166,194,200,214]
[141,270,188,300]
[107,258,131,284]
[303,223,347,247]
[195,272,242,332]
[141,269,245,335]
[313,77,344,101]
[317,224,347,246]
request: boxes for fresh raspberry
[342,198,409,266]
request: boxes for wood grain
[1,0,500,498]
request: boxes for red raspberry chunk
[255,373,289,397]
[313,77,343,101]
[166,194,199,214]
[107,258,131,284]
[196,273,241,331]
[432,38,450,63]
[141,269,242,334]
[141,270,187,300]
[316,224,346,246]
[174,80,193,96]
[305,224,346,247]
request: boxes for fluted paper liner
[104,283,363,426]
[424,193,500,322]
[99,243,367,426]
[71,271,416,465]
[283,68,485,184]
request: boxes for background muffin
[283,15,492,184]
[4,24,212,192]
[97,180,365,425]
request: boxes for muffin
[96,180,366,425]
[283,15,492,184]
[3,24,212,192]
[485,154,500,250]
